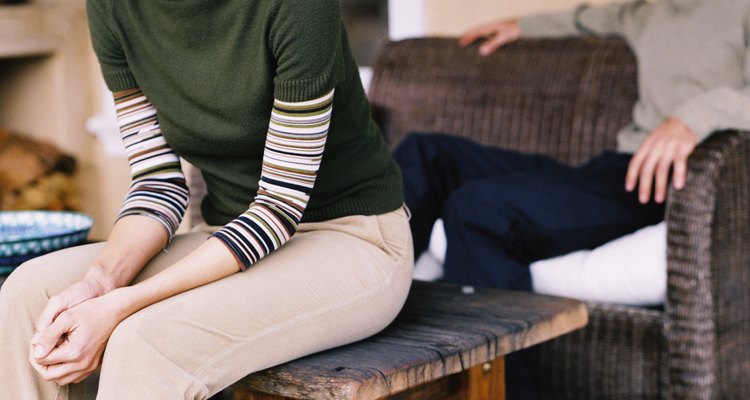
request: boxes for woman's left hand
[29,293,124,385]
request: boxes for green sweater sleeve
[269,0,346,102]
[518,1,652,39]
[86,0,138,91]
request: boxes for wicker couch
[367,38,750,400]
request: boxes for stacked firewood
[0,129,78,211]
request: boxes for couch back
[369,37,638,166]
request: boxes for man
[393,0,750,397]
[395,0,750,291]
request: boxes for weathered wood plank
[234,281,587,400]
[235,358,506,400]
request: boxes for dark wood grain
[235,359,505,400]
[232,281,587,400]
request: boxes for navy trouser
[393,132,665,291]
[393,133,665,400]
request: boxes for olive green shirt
[87,0,403,225]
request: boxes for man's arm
[461,1,652,56]
[518,1,651,39]
[627,35,750,204]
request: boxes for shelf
[0,4,59,58]
[0,35,57,58]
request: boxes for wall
[0,0,130,240]
[425,0,614,36]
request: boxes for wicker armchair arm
[664,130,750,399]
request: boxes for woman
[0,1,412,398]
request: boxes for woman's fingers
[31,312,73,360]
[34,297,67,340]
[34,278,103,336]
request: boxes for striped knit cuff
[115,90,189,241]
[212,90,334,270]
[274,73,340,103]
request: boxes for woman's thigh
[0,232,211,400]
[97,208,413,399]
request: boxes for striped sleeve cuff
[115,90,189,241]
[212,90,334,269]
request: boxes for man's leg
[392,133,563,257]
[439,152,663,400]
[441,152,664,291]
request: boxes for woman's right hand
[31,266,116,342]
[459,19,522,56]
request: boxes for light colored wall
[424,0,612,37]
[0,0,130,240]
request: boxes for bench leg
[464,356,505,400]
[388,356,505,400]
[233,357,505,400]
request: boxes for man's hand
[626,117,698,204]
[459,19,522,56]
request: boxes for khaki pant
[0,208,413,399]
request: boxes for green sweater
[87,0,403,225]
[519,0,750,153]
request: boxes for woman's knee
[3,244,101,297]
[100,312,211,399]
[0,262,51,329]
[1,258,52,304]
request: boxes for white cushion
[530,222,667,306]
[413,219,446,281]
[413,219,667,306]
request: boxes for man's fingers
[479,34,507,56]
[653,144,676,203]
[626,143,650,192]
[459,27,493,47]
[637,143,663,204]
[672,152,689,190]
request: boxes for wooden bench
[0,276,587,399]
[231,281,588,400]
